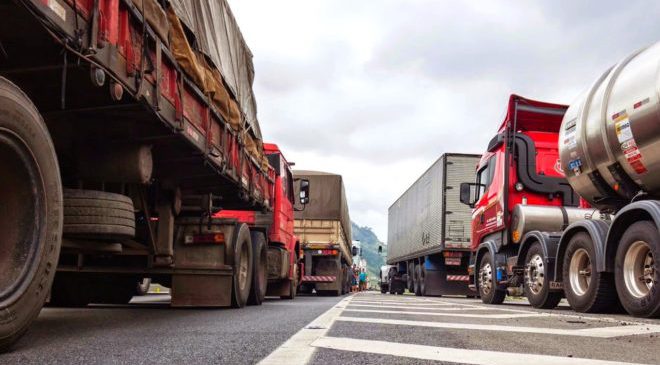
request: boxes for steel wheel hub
[526,254,545,295]
[623,241,655,299]
[479,262,493,295]
[569,248,591,296]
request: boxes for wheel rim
[569,248,591,296]
[238,242,249,292]
[0,128,45,301]
[623,241,655,299]
[526,254,545,295]
[479,262,493,295]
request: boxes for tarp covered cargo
[169,0,261,140]
[293,170,352,244]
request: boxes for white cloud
[228,0,660,240]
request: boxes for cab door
[471,152,504,246]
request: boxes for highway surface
[2,291,660,364]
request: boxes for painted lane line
[311,337,649,365]
[347,303,508,311]
[257,295,353,365]
[336,316,660,338]
[433,300,651,325]
[343,308,542,319]
[349,300,457,307]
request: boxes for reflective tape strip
[302,275,337,283]
[446,275,470,281]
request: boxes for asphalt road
[3,291,660,364]
[262,292,660,365]
[0,293,344,365]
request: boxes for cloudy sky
[227,0,660,241]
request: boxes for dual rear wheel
[563,222,660,318]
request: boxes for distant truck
[387,154,480,296]
[294,171,353,296]
[379,265,405,294]
[216,143,309,303]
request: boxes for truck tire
[247,232,267,305]
[0,77,63,352]
[478,252,505,304]
[615,221,660,317]
[524,243,561,309]
[281,259,298,300]
[414,265,423,296]
[563,232,619,313]
[231,224,253,308]
[63,189,135,240]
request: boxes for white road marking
[311,336,650,365]
[347,303,505,311]
[349,300,457,307]
[344,308,542,319]
[257,296,352,365]
[336,316,660,338]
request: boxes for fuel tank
[559,42,660,210]
[510,205,605,244]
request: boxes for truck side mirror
[459,182,481,208]
[351,246,359,256]
[299,179,310,205]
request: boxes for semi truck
[216,143,307,303]
[459,42,660,317]
[293,170,353,296]
[386,154,480,296]
[0,0,304,351]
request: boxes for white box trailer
[387,153,480,296]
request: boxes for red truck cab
[216,143,308,302]
[461,95,582,304]
[469,95,572,249]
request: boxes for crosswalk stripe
[343,308,542,319]
[347,303,502,311]
[311,336,650,365]
[349,300,456,306]
[335,316,660,338]
[257,295,352,365]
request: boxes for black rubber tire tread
[63,189,133,205]
[563,232,620,313]
[63,215,135,227]
[231,224,253,308]
[413,265,421,296]
[0,77,63,352]
[523,242,562,309]
[62,189,135,240]
[63,224,135,237]
[64,206,135,219]
[615,221,660,318]
[248,232,267,305]
[479,252,506,305]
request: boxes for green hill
[351,222,386,285]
